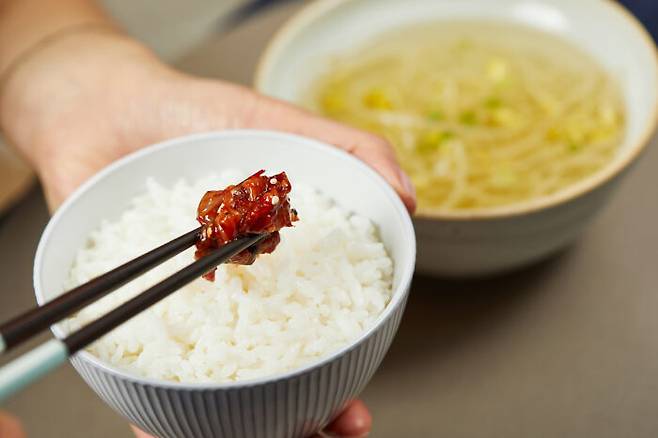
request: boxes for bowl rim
[33,129,416,390]
[255,0,658,221]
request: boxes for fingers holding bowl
[243,93,417,213]
[131,400,371,438]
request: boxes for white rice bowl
[64,170,393,383]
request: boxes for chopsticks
[0,227,202,355]
[0,232,267,403]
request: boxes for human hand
[131,400,371,438]
[0,28,416,212]
[0,411,25,438]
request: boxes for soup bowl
[33,130,415,438]
[256,0,658,276]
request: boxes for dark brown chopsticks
[0,227,202,354]
[62,233,266,355]
[0,232,267,403]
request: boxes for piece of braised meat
[195,170,298,280]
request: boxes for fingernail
[397,169,417,212]
[399,169,416,198]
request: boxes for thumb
[206,84,416,213]
[158,79,416,212]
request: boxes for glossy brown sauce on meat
[195,170,298,280]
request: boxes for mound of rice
[65,170,393,383]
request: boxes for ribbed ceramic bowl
[256,0,658,276]
[33,131,415,438]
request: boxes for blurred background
[0,1,657,437]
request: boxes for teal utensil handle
[0,339,68,403]
[0,335,5,354]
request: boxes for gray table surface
[2,3,658,437]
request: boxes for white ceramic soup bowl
[256,0,658,276]
[33,130,415,438]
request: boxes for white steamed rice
[65,170,393,383]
